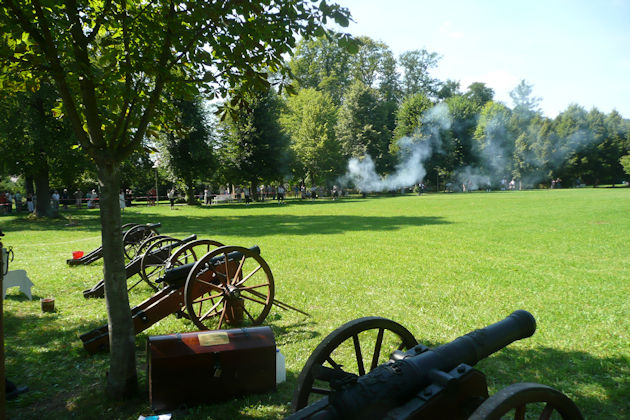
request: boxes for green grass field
[2,188,628,419]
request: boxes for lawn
[2,188,628,419]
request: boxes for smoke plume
[338,103,451,192]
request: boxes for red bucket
[72,251,84,259]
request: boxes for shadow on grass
[0,200,449,237]
[126,213,449,238]
[5,313,627,420]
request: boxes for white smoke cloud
[338,103,451,192]
[337,101,604,193]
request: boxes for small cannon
[288,310,582,420]
[67,222,161,265]
[80,244,306,353]
[82,233,198,298]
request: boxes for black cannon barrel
[300,310,536,420]
[159,245,261,287]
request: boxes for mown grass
[2,188,628,419]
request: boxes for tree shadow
[132,213,449,238]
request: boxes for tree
[0,0,353,399]
[219,88,290,196]
[398,49,441,98]
[280,88,342,186]
[336,80,391,172]
[289,33,357,105]
[159,98,216,204]
[465,82,495,107]
[621,154,630,177]
[0,84,89,216]
[437,79,461,100]
[392,92,433,142]
[473,101,514,180]
[445,94,479,169]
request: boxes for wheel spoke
[233,255,246,285]
[371,328,384,371]
[217,302,228,329]
[238,282,270,292]
[200,299,224,321]
[193,292,223,303]
[242,305,255,322]
[326,356,343,370]
[515,404,525,420]
[223,252,230,285]
[352,334,365,376]
[194,277,223,291]
[539,403,554,420]
[311,386,332,395]
[234,264,262,286]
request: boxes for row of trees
[141,36,630,198]
[3,37,629,213]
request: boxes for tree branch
[85,0,113,42]
[63,0,106,151]
[6,0,94,156]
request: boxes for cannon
[288,310,582,420]
[82,233,199,298]
[80,244,307,353]
[67,222,161,265]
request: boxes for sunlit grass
[2,188,628,419]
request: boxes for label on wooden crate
[198,332,229,346]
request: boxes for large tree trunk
[33,167,52,217]
[97,163,137,399]
[184,181,198,205]
[25,176,34,195]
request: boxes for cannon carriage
[67,222,161,265]
[288,311,583,420]
[80,241,306,353]
[81,233,199,298]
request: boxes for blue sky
[334,0,630,118]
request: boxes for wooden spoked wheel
[291,317,418,412]
[135,235,174,260]
[121,223,138,231]
[165,239,224,270]
[468,382,583,420]
[138,236,183,290]
[122,224,159,260]
[184,245,274,331]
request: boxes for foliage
[392,92,433,142]
[289,34,356,105]
[473,101,514,178]
[621,154,630,176]
[465,82,495,107]
[336,80,392,172]
[398,49,442,98]
[0,83,90,215]
[158,98,216,204]
[218,88,290,192]
[280,88,342,186]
